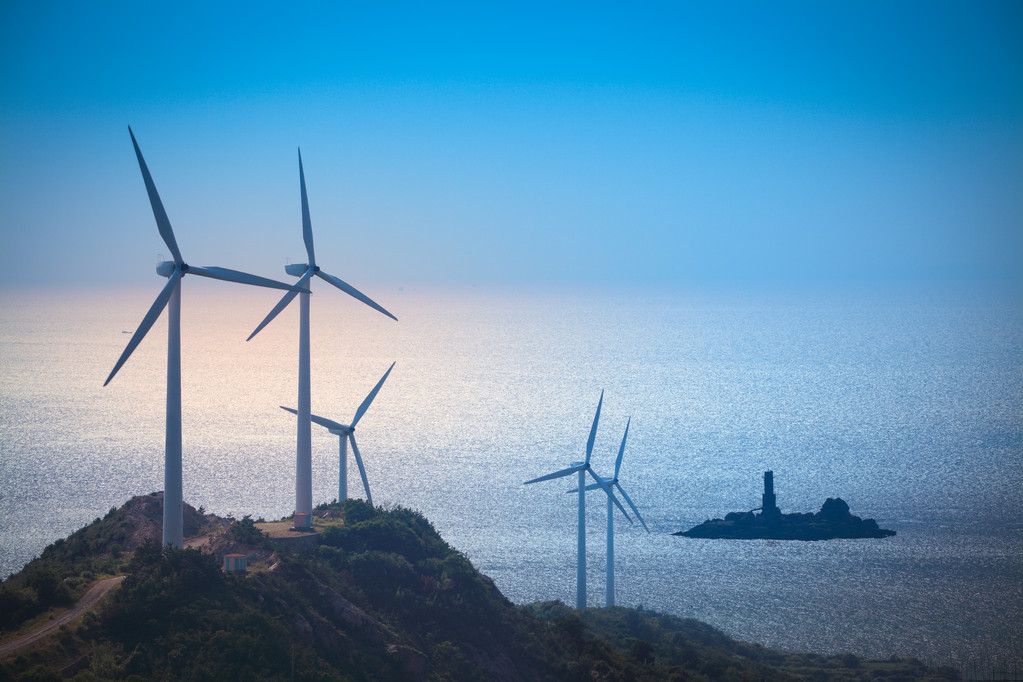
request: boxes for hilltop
[1,495,955,681]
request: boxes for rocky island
[675,471,897,541]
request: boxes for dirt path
[0,576,124,659]
[183,533,216,551]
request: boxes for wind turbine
[247,149,397,528]
[105,127,299,548]
[570,417,649,606]
[280,361,395,506]
[524,390,630,610]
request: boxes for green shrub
[26,567,72,607]
[226,516,265,546]
[348,551,417,594]
[319,525,349,548]
[341,498,376,523]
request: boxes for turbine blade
[524,464,584,485]
[585,389,604,464]
[128,127,183,266]
[616,482,649,532]
[188,265,298,291]
[349,434,372,506]
[246,270,312,341]
[315,270,397,321]
[104,270,180,386]
[351,362,395,427]
[279,406,346,432]
[565,483,603,493]
[588,467,631,522]
[298,148,315,267]
[614,417,631,479]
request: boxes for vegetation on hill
[0,493,217,633]
[1,497,959,681]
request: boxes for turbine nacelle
[156,261,176,277]
[328,426,354,437]
[285,263,310,276]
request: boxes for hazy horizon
[2,2,1021,293]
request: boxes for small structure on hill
[293,512,311,530]
[223,553,248,573]
[674,471,896,541]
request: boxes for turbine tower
[281,361,395,506]
[105,127,298,548]
[571,417,648,606]
[524,390,630,610]
[247,149,397,528]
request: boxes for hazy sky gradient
[1,1,1020,290]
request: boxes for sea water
[0,284,1020,670]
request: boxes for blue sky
[1,1,1020,290]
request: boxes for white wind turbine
[247,149,397,528]
[570,417,649,606]
[524,390,631,610]
[280,361,395,506]
[105,127,298,549]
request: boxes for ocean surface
[1,284,1020,671]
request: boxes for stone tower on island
[761,471,781,520]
